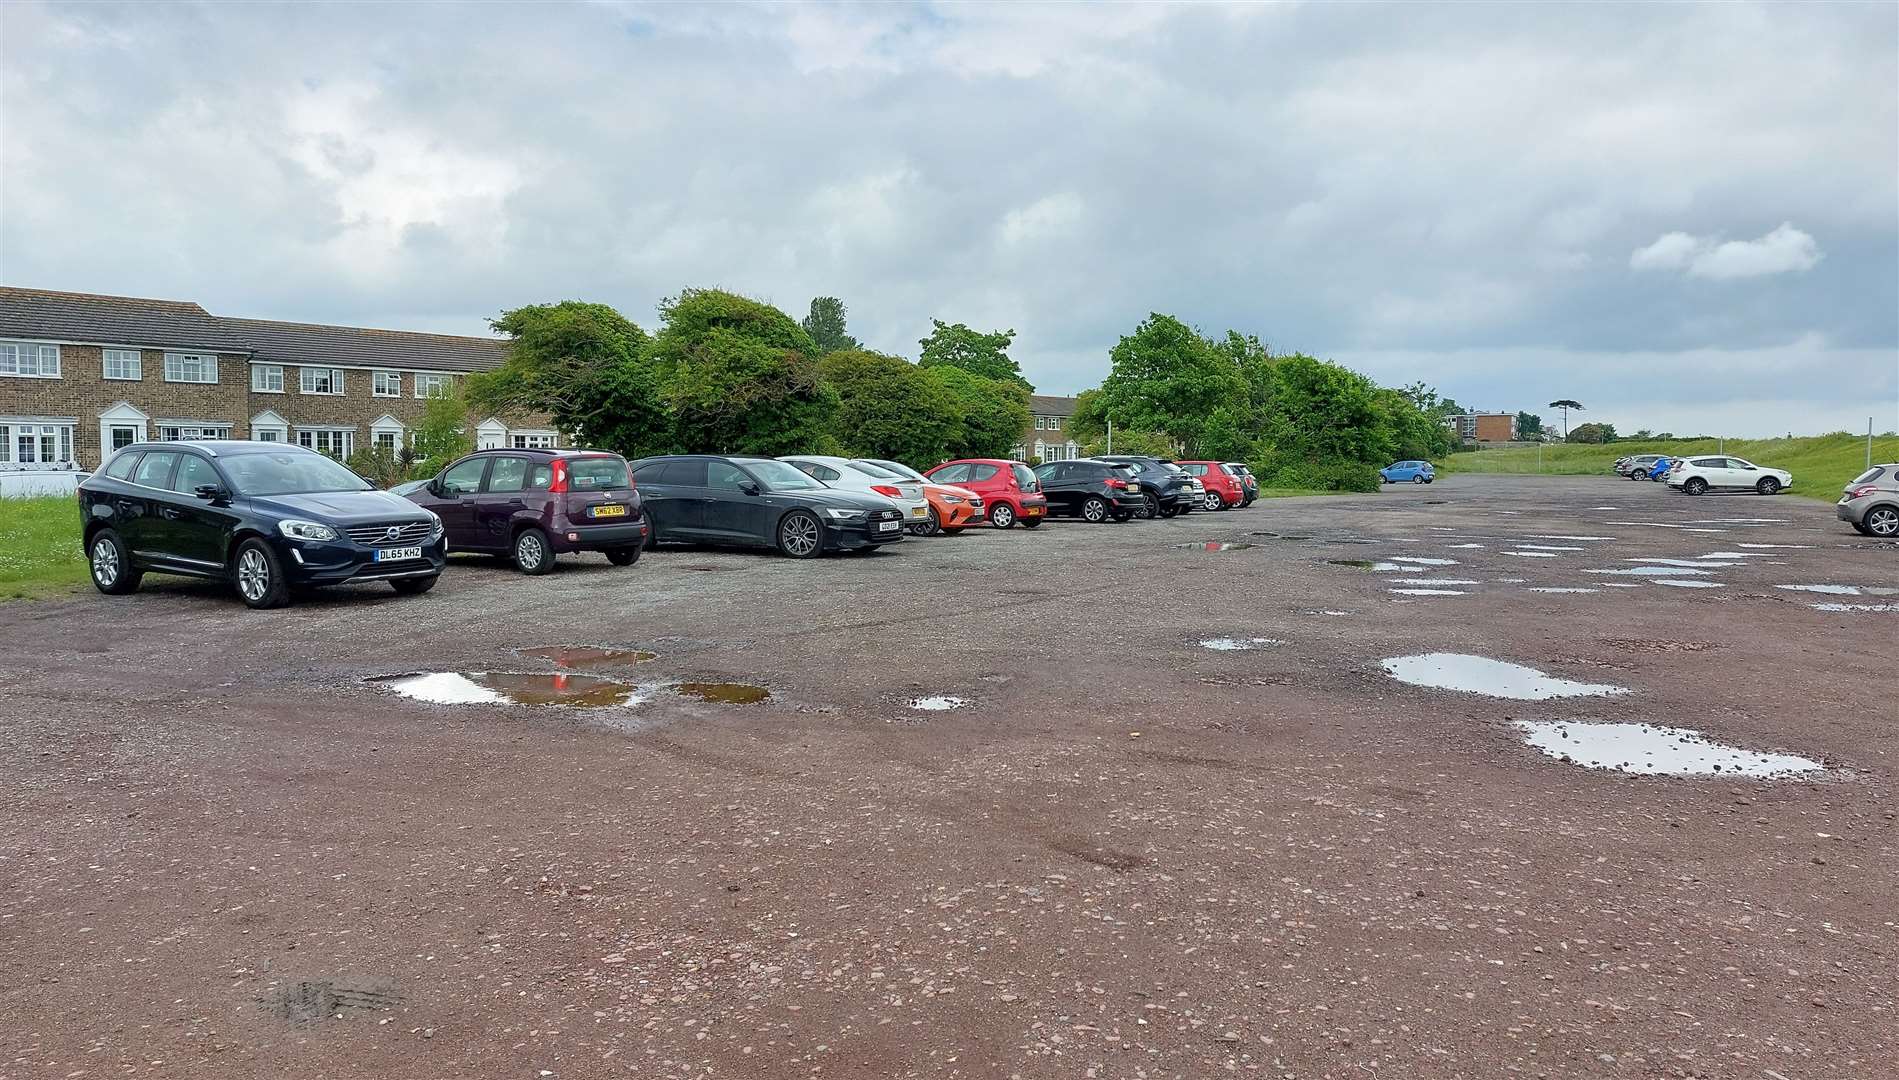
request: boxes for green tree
[1260,353,1393,466]
[1548,398,1584,440]
[412,382,475,473]
[1097,313,1247,457]
[470,301,671,458]
[1516,410,1543,438]
[1567,421,1617,444]
[917,319,1030,388]
[818,349,958,466]
[924,364,1031,460]
[651,288,838,455]
[801,297,859,355]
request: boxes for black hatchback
[79,440,445,609]
[628,454,906,557]
[1032,459,1146,522]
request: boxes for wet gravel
[2,475,1895,1079]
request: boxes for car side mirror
[739,480,761,496]
[194,484,229,502]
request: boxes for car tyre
[776,509,824,558]
[392,574,438,595]
[1865,505,1899,537]
[513,526,556,575]
[233,537,291,609]
[1140,492,1159,519]
[1683,477,1708,496]
[989,502,1017,529]
[919,507,943,536]
[1755,477,1781,495]
[1412,475,1427,484]
[1202,491,1222,511]
[1082,496,1109,523]
[88,529,141,596]
[605,546,641,566]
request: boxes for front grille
[345,521,432,546]
[871,509,902,522]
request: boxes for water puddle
[1495,577,1529,583]
[1688,518,1787,524]
[1532,534,1615,541]
[1737,543,1811,549]
[1381,653,1629,700]
[1514,720,1821,777]
[1389,588,1467,596]
[1654,579,1725,589]
[1448,543,1486,549]
[1179,541,1256,551]
[675,682,771,705]
[373,671,647,708]
[908,696,969,711]
[1331,559,1422,572]
[1528,587,1599,594]
[1404,578,1480,585]
[1308,609,1353,616]
[1811,602,1899,613]
[1389,556,1458,566]
[1598,582,1644,588]
[1700,551,1778,559]
[1585,566,1711,577]
[1516,544,1584,551]
[1604,522,1727,533]
[518,646,657,669]
[1777,584,1862,595]
[1626,558,1740,568]
[1199,637,1285,651]
[1589,506,1620,510]
[1503,551,1560,558]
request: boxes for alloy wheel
[1083,498,1107,522]
[237,548,271,603]
[781,513,820,556]
[516,531,545,568]
[1869,507,1899,537]
[90,539,118,587]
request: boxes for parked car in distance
[854,458,985,535]
[1838,464,1899,537]
[629,454,905,557]
[1379,460,1435,484]
[924,459,1048,529]
[81,440,444,609]
[780,455,931,530]
[1177,460,1246,510]
[403,448,644,574]
[1095,455,1196,518]
[1619,454,1668,479]
[1666,456,1792,496]
[1226,463,1259,506]
[388,478,431,498]
[1032,459,1145,522]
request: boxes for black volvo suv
[79,441,445,609]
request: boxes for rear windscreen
[1852,467,1884,484]
[569,456,629,489]
[1011,464,1037,487]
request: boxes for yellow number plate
[591,504,628,518]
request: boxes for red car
[924,458,1048,529]
[1177,460,1246,510]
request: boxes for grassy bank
[1439,433,1898,501]
[0,497,88,600]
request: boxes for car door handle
[160,507,183,520]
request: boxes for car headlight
[823,507,868,521]
[941,494,964,505]
[427,512,444,539]
[278,519,338,541]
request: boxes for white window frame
[0,418,77,469]
[372,370,402,397]
[413,372,452,398]
[299,367,344,395]
[1035,417,1046,430]
[157,423,232,442]
[510,432,557,449]
[295,427,354,458]
[251,364,284,393]
[369,415,406,455]
[249,410,288,443]
[0,341,63,378]
[102,349,142,381]
[162,352,219,384]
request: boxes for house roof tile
[0,286,250,351]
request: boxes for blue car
[1380,460,1435,484]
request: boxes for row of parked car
[1613,452,1794,495]
[74,440,1266,609]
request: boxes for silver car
[1838,464,1899,537]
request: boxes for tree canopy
[923,364,1031,460]
[1096,313,1247,458]
[651,289,837,456]
[819,348,959,465]
[917,319,1030,388]
[800,297,859,355]
[470,300,671,458]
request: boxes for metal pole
[1107,420,1114,454]
[1537,440,1543,473]
[1871,417,1876,469]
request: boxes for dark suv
[79,440,445,609]
[402,448,644,573]
[1095,455,1197,518]
[629,455,906,557]
[1032,459,1145,522]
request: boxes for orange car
[853,458,986,535]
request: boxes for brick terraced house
[0,287,557,485]
[1015,394,1079,463]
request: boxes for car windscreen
[568,456,629,489]
[745,459,824,490]
[222,451,371,496]
[845,460,902,479]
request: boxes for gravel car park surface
[4,475,1895,1080]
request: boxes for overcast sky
[4,2,1895,437]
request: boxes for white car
[1665,455,1792,496]
[780,455,932,525]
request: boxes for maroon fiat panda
[403,448,644,573]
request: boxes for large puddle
[676,682,771,705]
[1514,720,1821,777]
[1382,653,1629,700]
[518,646,657,668]
[374,671,648,708]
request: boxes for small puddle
[1198,637,1284,651]
[1737,543,1811,549]
[1604,522,1726,533]
[1654,579,1725,589]
[518,646,657,669]
[1598,582,1644,588]
[1405,577,1479,585]
[1811,602,1899,613]
[1777,584,1897,596]
[1390,588,1467,596]
[1585,566,1711,577]
[1516,544,1583,551]
[1448,543,1486,549]
[1503,551,1560,558]
[1389,556,1458,566]
[1627,558,1739,568]
[1528,587,1599,594]
[908,696,969,711]
[1532,535,1615,541]
[1381,653,1629,700]
[373,671,646,708]
[1514,721,1821,777]
[1700,551,1778,559]
[1327,558,1374,568]
[675,682,771,705]
[1178,541,1256,551]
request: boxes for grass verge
[0,496,88,601]
[1439,433,1898,502]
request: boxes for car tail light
[870,484,901,497]
[549,459,570,493]
[1105,477,1126,489]
[1848,484,1878,499]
